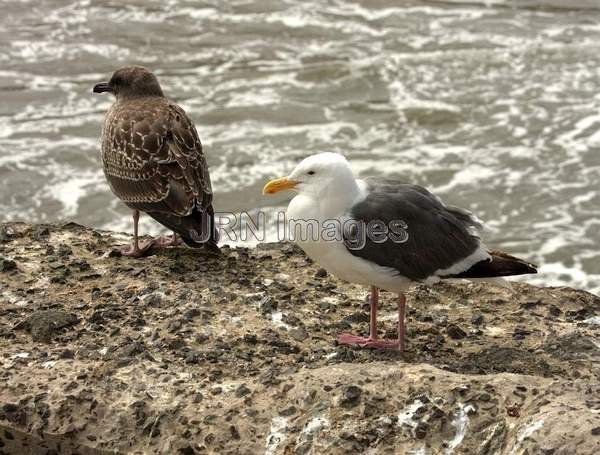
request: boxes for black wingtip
[495,252,538,276]
[525,262,538,274]
[453,251,538,279]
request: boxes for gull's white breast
[286,191,412,294]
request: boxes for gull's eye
[307,170,315,176]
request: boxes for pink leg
[398,293,406,353]
[369,287,378,338]
[338,288,402,350]
[116,210,155,258]
[155,232,181,247]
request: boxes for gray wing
[344,179,483,282]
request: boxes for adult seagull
[263,153,537,352]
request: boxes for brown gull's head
[93,66,164,99]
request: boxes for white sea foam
[46,169,105,218]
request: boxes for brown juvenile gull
[263,152,537,353]
[93,66,218,256]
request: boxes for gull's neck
[316,175,363,217]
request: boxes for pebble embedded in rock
[123,341,145,357]
[0,225,14,242]
[319,300,332,311]
[315,268,328,278]
[179,445,196,455]
[289,327,308,341]
[415,421,428,439]
[59,349,75,359]
[63,381,78,392]
[0,257,17,272]
[184,308,201,320]
[548,305,562,317]
[235,384,251,398]
[479,392,491,402]
[143,292,165,307]
[471,313,484,325]
[34,226,50,241]
[18,310,79,343]
[431,406,445,419]
[106,248,122,258]
[242,334,257,344]
[446,324,467,340]
[279,406,297,416]
[258,295,277,314]
[57,243,73,257]
[1,403,26,426]
[340,385,362,408]
[185,352,201,365]
[229,425,241,440]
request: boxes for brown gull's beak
[92,82,112,94]
[262,177,298,195]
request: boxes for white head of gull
[264,152,537,352]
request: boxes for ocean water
[1,0,599,293]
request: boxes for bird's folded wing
[343,180,485,282]
[156,103,213,211]
[104,102,212,216]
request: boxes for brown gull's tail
[147,206,220,253]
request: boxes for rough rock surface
[0,222,599,454]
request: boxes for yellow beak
[263,177,298,195]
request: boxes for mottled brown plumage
[93,66,218,255]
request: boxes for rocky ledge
[0,222,599,454]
